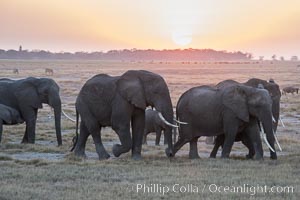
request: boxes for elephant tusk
[173,118,188,125]
[62,110,76,122]
[261,132,276,153]
[279,116,285,127]
[272,115,277,123]
[273,131,282,152]
[260,122,275,153]
[158,112,179,128]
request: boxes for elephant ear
[14,78,43,109]
[222,86,249,122]
[117,72,147,110]
[0,105,12,124]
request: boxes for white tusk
[272,115,276,123]
[158,112,179,128]
[273,132,282,152]
[262,132,276,153]
[173,118,188,125]
[279,116,285,127]
[62,110,76,122]
[260,122,275,153]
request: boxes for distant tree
[259,56,264,61]
[280,56,285,61]
[246,53,253,60]
[271,54,277,61]
[291,56,298,61]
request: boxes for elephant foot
[245,154,254,159]
[155,143,160,146]
[221,155,230,159]
[132,153,142,160]
[270,153,277,160]
[254,155,263,161]
[98,152,110,160]
[165,147,174,157]
[189,153,200,159]
[74,150,87,159]
[209,154,217,159]
[112,144,131,157]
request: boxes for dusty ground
[0,59,299,199]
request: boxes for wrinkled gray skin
[282,86,299,95]
[0,104,24,142]
[0,77,62,145]
[174,84,275,160]
[209,78,281,159]
[143,109,177,145]
[73,70,174,160]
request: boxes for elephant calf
[0,104,24,142]
[143,109,177,145]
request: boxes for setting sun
[172,31,192,46]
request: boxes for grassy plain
[0,59,299,199]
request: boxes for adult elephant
[209,78,281,159]
[72,70,178,160]
[174,84,276,160]
[244,78,281,132]
[0,77,62,145]
[143,109,178,145]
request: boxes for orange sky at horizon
[1,0,300,58]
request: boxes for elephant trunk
[261,114,277,159]
[271,97,280,132]
[49,93,62,146]
[154,98,174,157]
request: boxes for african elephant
[72,70,178,160]
[0,77,62,145]
[174,84,276,160]
[143,109,178,145]
[0,104,24,142]
[282,86,299,95]
[209,78,281,159]
[245,78,281,132]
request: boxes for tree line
[0,48,252,61]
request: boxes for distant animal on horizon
[45,68,54,75]
[282,86,299,95]
[13,68,19,74]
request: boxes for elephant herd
[0,70,283,161]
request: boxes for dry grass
[0,59,299,199]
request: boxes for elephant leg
[112,124,132,158]
[0,120,3,143]
[210,135,224,158]
[189,137,200,159]
[90,127,110,160]
[131,108,145,160]
[142,131,148,145]
[21,109,37,144]
[74,121,90,158]
[241,133,255,159]
[173,137,189,156]
[222,127,238,158]
[155,128,162,146]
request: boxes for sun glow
[172,31,192,46]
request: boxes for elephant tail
[70,108,79,152]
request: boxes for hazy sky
[1,0,300,58]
